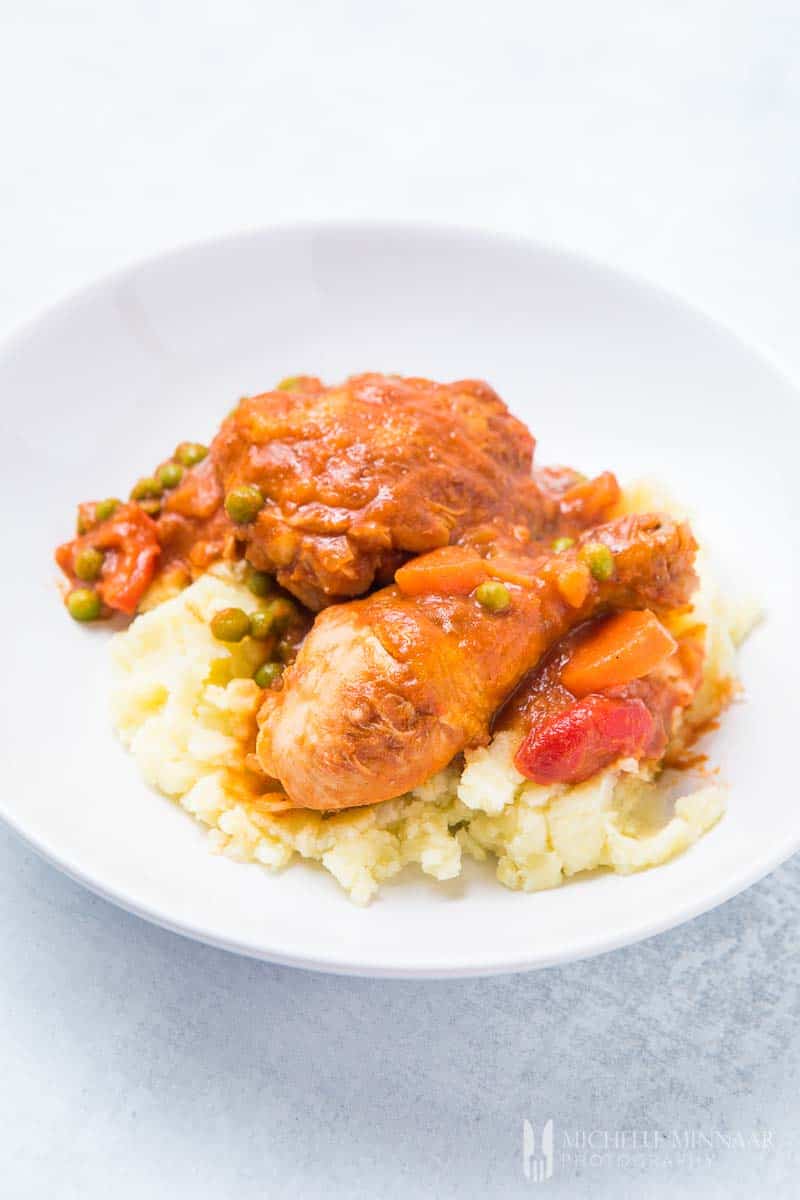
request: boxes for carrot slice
[561,609,677,697]
[486,556,539,587]
[395,546,488,596]
[559,471,621,524]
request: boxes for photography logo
[523,1118,554,1183]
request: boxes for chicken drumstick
[257,513,698,810]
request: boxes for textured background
[2,1,799,1195]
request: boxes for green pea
[175,442,208,467]
[254,661,283,689]
[552,536,574,553]
[225,484,264,524]
[475,580,511,612]
[277,638,298,664]
[210,607,251,642]
[139,498,161,517]
[276,376,303,392]
[265,597,296,635]
[248,610,274,640]
[580,541,615,581]
[245,566,274,598]
[67,588,101,622]
[74,546,104,581]
[249,598,296,638]
[130,476,162,501]
[95,498,120,522]
[157,462,184,489]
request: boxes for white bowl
[1,223,796,977]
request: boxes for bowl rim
[2,219,797,979]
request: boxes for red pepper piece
[514,693,657,785]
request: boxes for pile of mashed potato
[110,483,758,904]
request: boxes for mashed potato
[110,487,757,904]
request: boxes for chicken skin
[209,374,610,610]
[257,513,698,810]
[56,374,620,616]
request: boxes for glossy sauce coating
[503,616,706,785]
[55,375,622,616]
[55,373,707,814]
[210,374,566,609]
[257,513,698,809]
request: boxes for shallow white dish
[1,223,797,977]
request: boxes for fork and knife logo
[523,1118,555,1183]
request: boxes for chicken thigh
[210,374,610,609]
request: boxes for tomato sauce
[499,617,705,786]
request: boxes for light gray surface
[3,825,799,1197]
[1,0,799,1194]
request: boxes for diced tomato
[55,503,161,615]
[514,693,657,785]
